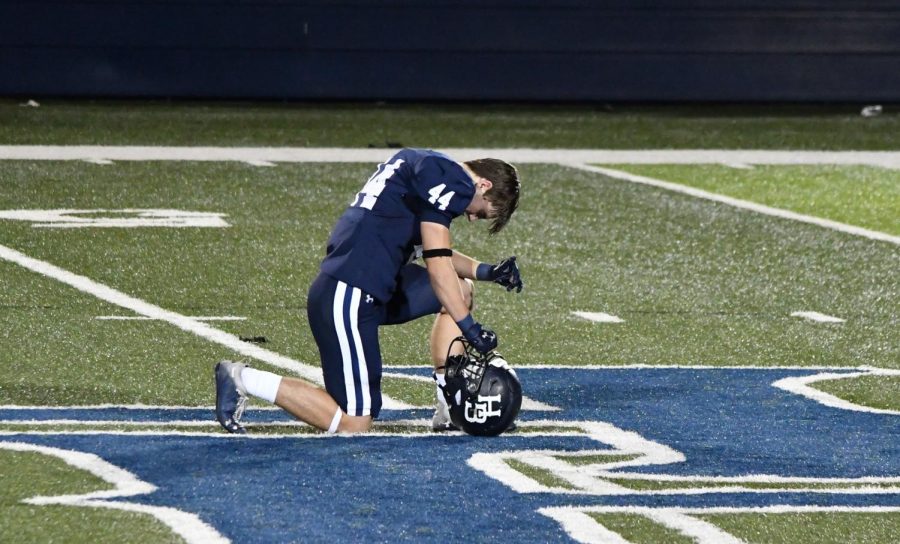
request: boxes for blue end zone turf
[2,368,898,542]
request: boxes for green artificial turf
[607,164,900,236]
[0,160,897,407]
[1,101,898,544]
[0,449,183,544]
[2,100,900,149]
[589,513,695,544]
[815,375,900,412]
[698,512,900,544]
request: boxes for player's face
[465,180,497,222]
[465,194,497,222]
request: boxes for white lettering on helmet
[464,394,502,423]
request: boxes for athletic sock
[434,372,450,412]
[240,367,283,404]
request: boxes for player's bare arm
[421,221,470,321]
[449,248,479,280]
[421,221,497,354]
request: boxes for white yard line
[95,315,247,321]
[384,363,873,370]
[380,371,560,411]
[0,419,305,427]
[2,146,895,245]
[2,146,900,167]
[572,311,624,323]
[0,243,412,409]
[564,163,900,246]
[790,311,846,323]
[0,421,583,439]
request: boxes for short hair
[464,158,520,234]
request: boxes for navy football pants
[307,265,442,418]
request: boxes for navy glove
[456,314,498,354]
[478,256,523,293]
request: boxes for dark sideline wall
[2,1,899,101]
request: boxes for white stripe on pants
[332,281,370,416]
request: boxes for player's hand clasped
[478,256,523,293]
[456,314,498,353]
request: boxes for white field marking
[0,419,310,427]
[0,242,411,410]
[468,420,685,494]
[384,363,871,370]
[721,161,753,170]
[642,509,745,544]
[4,146,900,167]
[572,311,624,323]
[540,505,900,544]
[584,471,900,486]
[0,403,281,410]
[470,416,900,497]
[791,311,846,323]
[243,159,276,167]
[538,509,632,544]
[563,163,900,246]
[0,209,230,228]
[0,419,586,439]
[95,315,247,321]
[83,158,114,165]
[773,367,900,416]
[0,441,228,544]
[553,505,900,516]
[380,371,561,411]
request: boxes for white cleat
[431,400,458,432]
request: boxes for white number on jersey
[356,158,405,210]
[427,183,456,211]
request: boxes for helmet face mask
[441,338,522,436]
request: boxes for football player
[215,148,522,434]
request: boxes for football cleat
[431,400,459,433]
[432,371,460,432]
[215,360,249,434]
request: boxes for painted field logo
[465,394,502,423]
[1,367,897,543]
[464,367,900,543]
[0,209,229,228]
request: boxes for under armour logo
[365,295,374,304]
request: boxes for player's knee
[337,414,372,434]
[438,277,475,315]
[461,278,474,311]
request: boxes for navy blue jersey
[319,148,475,302]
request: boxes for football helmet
[439,337,522,436]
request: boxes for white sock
[434,372,450,412]
[327,407,343,434]
[240,367,283,404]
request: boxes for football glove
[456,314,498,354]
[485,256,523,293]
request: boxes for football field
[0,102,898,543]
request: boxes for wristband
[456,314,476,333]
[475,263,493,281]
